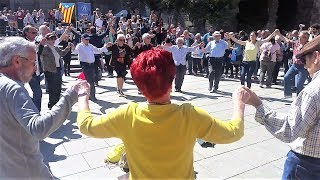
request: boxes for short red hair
[130,48,176,99]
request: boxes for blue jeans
[284,64,308,96]
[29,75,42,111]
[282,150,320,180]
[240,61,256,88]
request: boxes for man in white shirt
[162,37,204,92]
[72,34,111,101]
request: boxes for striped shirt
[255,70,320,158]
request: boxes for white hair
[117,33,125,40]
[176,37,184,44]
[142,33,150,40]
[39,25,49,34]
[0,37,36,67]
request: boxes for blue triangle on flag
[61,3,74,9]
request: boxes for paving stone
[82,148,110,169]
[49,154,91,178]
[197,153,254,179]
[60,166,118,180]
[236,163,283,179]
[63,138,108,155]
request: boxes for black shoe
[89,97,98,102]
[201,142,215,148]
[107,74,113,78]
[118,90,125,97]
[175,89,181,92]
[210,88,217,93]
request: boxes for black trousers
[192,57,202,74]
[80,62,96,99]
[203,56,209,76]
[208,57,223,90]
[63,58,71,75]
[94,55,102,82]
[44,68,62,109]
[104,54,114,75]
[186,54,193,74]
[175,65,186,90]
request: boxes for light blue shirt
[164,45,195,66]
[206,40,228,58]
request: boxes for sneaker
[259,84,264,88]
[119,90,125,97]
[104,144,125,163]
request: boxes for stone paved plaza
[34,70,295,179]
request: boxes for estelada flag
[58,3,75,23]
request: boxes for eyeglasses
[19,56,36,67]
[29,31,37,34]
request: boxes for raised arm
[275,29,290,44]
[227,33,246,46]
[260,30,277,44]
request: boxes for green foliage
[186,0,237,27]
[139,0,238,30]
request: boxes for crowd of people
[1,5,320,180]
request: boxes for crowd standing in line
[0,5,320,179]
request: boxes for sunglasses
[29,31,37,34]
[118,39,125,41]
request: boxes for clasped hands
[233,86,262,108]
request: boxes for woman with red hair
[76,48,250,179]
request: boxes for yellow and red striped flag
[58,3,75,23]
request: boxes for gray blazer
[0,73,77,178]
[41,45,70,73]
